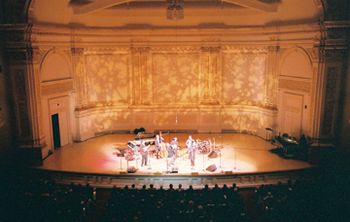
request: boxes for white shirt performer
[186,135,196,167]
[140,140,149,167]
[154,134,164,159]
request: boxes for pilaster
[200,46,221,105]
[71,47,88,110]
[131,47,152,105]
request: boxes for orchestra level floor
[38,133,313,176]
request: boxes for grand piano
[274,135,299,158]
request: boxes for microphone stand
[233,146,237,171]
[219,149,222,172]
[202,151,205,172]
[147,148,152,170]
[119,155,123,170]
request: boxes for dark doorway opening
[51,113,61,148]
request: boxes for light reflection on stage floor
[39,133,313,175]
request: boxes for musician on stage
[140,140,150,167]
[186,135,196,167]
[168,137,179,166]
[170,137,179,156]
[155,133,164,159]
[166,142,176,168]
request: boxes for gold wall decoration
[84,53,130,106]
[223,50,267,106]
[152,52,200,105]
[200,47,220,104]
[132,47,152,105]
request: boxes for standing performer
[186,135,196,167]
[170,137,179,157]
[168,137,178,167]
[140,140,149,167]
[166,142,176,171]
[155,133,165,159]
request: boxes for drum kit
[197,140,211,154]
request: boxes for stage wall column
[339,46,350,152]
[317,21,349,143]
[200,46,221,105]
[6,43,45,165]
[265,46,279,135]
[71,48,88,110]
[198,46,221,133]
[266,46,279,109]
[71,48,87,140]
[131,47,153,131]
[320,49,347,141]
[131,47,152,106]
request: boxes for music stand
[233,146,236,171]
[148,150,152,170]
[219,149,223,172]
[113,146,124,171]
[202,151,205,172]
[166,155,169,173]
[265,127,273,141]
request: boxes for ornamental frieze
[131,47,151,53]
[200,46,221,53]
[222,46,268,54]
[150,46,200,53]
[71,47,84,55]
[82,47,130,55]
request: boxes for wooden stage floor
[39,133,313,176]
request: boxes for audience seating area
[0,166,349,222]
[104,184,246,222]
[0,169,96,222]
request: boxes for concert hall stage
[37,133,314,188]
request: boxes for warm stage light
[100,142,257,174]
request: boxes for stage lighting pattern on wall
[72,46,276,140]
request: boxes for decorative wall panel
[72,48,87,109]
[200,47,221,104]
[221,107,275,136]
[71,46,280,140]
[132,47,152,105]
[85,53,129,106]
[279,79,311,93]
[152,53,199,105]
[41,80,73,96]
[223,51,267,106]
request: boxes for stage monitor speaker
[127,166,138,173]
[206,164,217,172]
[170,166,178,173]
[208,150,218,158]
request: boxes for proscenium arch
[4,0,332,26]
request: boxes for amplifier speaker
[208,150,218,158]
[127,166,138,173]
[206,164,217,172]
[170,166,178,173]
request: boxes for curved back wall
[72,45,276,141]
[30,24,322,143]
